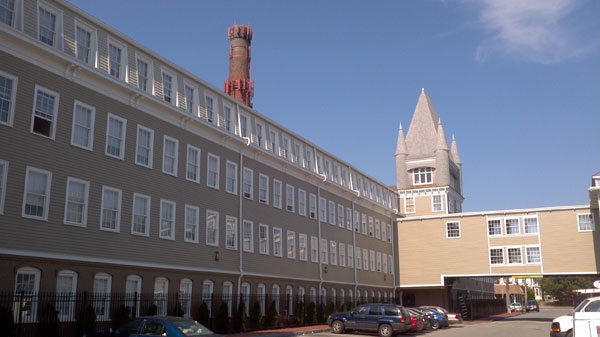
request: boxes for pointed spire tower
[435,118,450,187]
[450,134,462,166]
[395,122,409,189]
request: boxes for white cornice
[397,205,590,222]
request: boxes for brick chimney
[224,25,254,108]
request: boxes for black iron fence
[0,291,393,337]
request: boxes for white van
[551,296,600,337]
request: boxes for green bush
[38,304,59,337]
[197,302,210,327]
[340,303,348,313]
[215,302,230,333]
[0,306,14,337]
[249,300,263,329]
[319,304,328,323]
[265,301,278,328]
[307,302,317,324]
[233,301,247,332]
[77,304,97,336]
[145,303,158,316]
[297,302,305,325]
[113,305,131,329]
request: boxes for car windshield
[574,299,590,312]
[171,320,213,336]
[527,300,537,305]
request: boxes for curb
[253,328,331,337]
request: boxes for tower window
[412,167,433,185]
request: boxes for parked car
[420,306,451,327]
[419,307,450,329]
[409,308,434,330]
[406,308,425,332]
[447,312,463,324]
[83,316,218,337]
[510,302,523,312]
[526,299,540,312]
[327,303,413,337]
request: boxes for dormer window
[412,167,433,185]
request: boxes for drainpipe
[390,208,397,303]
[236,103,251,297]
[349,168,359,302]
[317,183,324,302]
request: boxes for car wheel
[379,323,393,337]
[431,320,440,330]
[331,320,345,334]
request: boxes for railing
[0,291,394,337]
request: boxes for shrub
[307,302,317,324]
[265,301,278,328]
[77,305,97,336]
[233,301,247,332]
[215,302,230,333]
[319,304,328,323]
[113,305,131,328]
[297,302,305,325]
[197,302,210,327]
[0,306,14,337]
[145,303,158,316]
[38,304,59,337]
[340,303,348,313]
[249,300,263,329]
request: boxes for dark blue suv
[327,304,413,337]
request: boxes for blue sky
[69,0,600,212]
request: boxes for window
[328,201,335,225]
[223,104,233,132]
[488,219,502,236]
[107,38,127,80]
[243,220,253,252]
[272,285,280,313]
[161,69,175,104]
[446,221,460,238]
[273,227,282,257]
[507,247,522,264]
[368,217,374,236]
[205,94,215,123]
[311,236,318,263]
[432,195,442,212]
[339,243,346,267]
[223,282,233,316]
[135,54,152,93]
[75,20,96,66]
[225,161,238,194]
[578,213,595,232]
[381,222,386,242]
[226,216,238,250]
[207,153,220,189]
[305,149,314,172]
[184,205,199,243]
[287,231,296,259]
[154,278,168,316]
[361,214,367,235]
[240,283,250,315]
[31,85,59,139]
[524,217,539,234]
[273,179,282,209]
[38,2,62,49]
[243,168,253,199]
[298,189,306,216]
[404,196,415,213]
[412,167,433,185]
[69,101,96,151]
[202,281,214,315]
[369,250,375,271]
[259,224,269,254]
[505,218,520,235]
[346,208,352,230]
[206,210,219,246]
[382,253,387,273]
[387,224,392,242]
[186,145,201,183]
[320,238,328,264]
[286,184,295,212]
[0,0,20,27]
[159,199,175,240]
[162,136,179,176]
[348,245,354,268]
[299,234,307,261]
[309,193,317,219]
[363,249,369,270]
[389,255,394,274]
[179,279,193,318]
[282,135,291,160]
[257,284,266,314]
[105,113,126,160]
[63,177,89,227]
[93,273,111,321]
[125,275,141,317]
[259,174,269,204]
[56,270,77,321]
[356,247,362,269]
[100,186,121,231]
[376,252,382,272]
[353,211,359,232]
[0,160,7,214]
[0,71,17,126]
[526,246,541,264]
[337,204,344,227]
[14,267,41,323]
[375,219,381,239]
[269,129,279,154]
[132,193,150,236]
[319,197,327,222]
[239,114,249,138]
[184,84,195,113]
[134,125,153,167]
[22,167,52,220]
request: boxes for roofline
[56,0,396,194]
[397,205,590,221]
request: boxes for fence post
[133,292,138,319]
[175,291,180,317]
[16,290,24,337]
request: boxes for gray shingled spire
[405,89,440,160]
[450,134,462,165]
[395,122,409,189]
[395,122,408,155]
[435,118,450,186]
[435,117,449,151]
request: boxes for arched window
[257,283,266,314]
[310,287,317,305]
[285,286,293,314]
[93,272,112,321]
[412,167,433,185]
[371,291,375,302]
[356,289,361,304]
[364,290,368,303]
[298,287,305,303]
[272,284,280,313]
[331,288,336,306]
[321,287,326,305]
[154,277,169,316]
[223,281,233,316]
[56,270,78,321]
[340,289,345,306]
[202,280,214,314]
[384,292,387,303]
[179,278,192,318]
[125,275,142,317]
[14,267,41,323]
[377,291,381,302]
[241,282,250,315]
[349,289,354,306]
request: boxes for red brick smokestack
[224,25,254,108]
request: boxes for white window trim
[37,0,63,50]
[225,160,238,195]
[70,100,95,151]
[446,221,461,239]
[298,189,306,216]
[311,236,318,263]
[135,52,154,94]
[506,246,524,265]
[487,218,503,236]
[255,121,267,149]
[339,242,346,267]
[162,135,179,176]
[286,184,295,212]
[328,200,335,225]
[525,245,543,264]
[206,153,220,190]
[31,84,59,140]
[131,193,151,237]
[258,173,269,204]
[577,213,595,232]
[242,219,254,253]
[238,112,251,139]
[160,67,178,106]
[205,92,217,124]
[309,193,317,220]
[93,272,112,321]
[273,179,282,209]
[259,223,269,255]
[225,215,238,250]
[0,70,18,127]
[22,166,52,221]
[273,227,283,257]
[159,199,176,240]
[183,79,198,115]
[205,209,219,247]
[404,196,415,214]
[135,125,154,168]
[106,36,128,81]
[105,113,126,160]
[242,167,253,200]
[287,230,296,259]
[523,216,540,235]
[185,145,201,183]
[74,18,97,67]
[281,134,292,160]
[184,204,200,243]
[269,128,280,155]
[63,177,89,227]
[99,186,121,232]
[56,270,78,321]
[337,204,344,228]
[505,218,521,236]
[299,233,308,261]
[431,194,443,212]
[319,197,327,222]
[0,0,23,31]
[0,160,7,215]
[222,101,235,132]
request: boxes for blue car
[84,316,220,337]
[327,303,413,337]
[419,308,449,329]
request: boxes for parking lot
[313,308,571,337]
